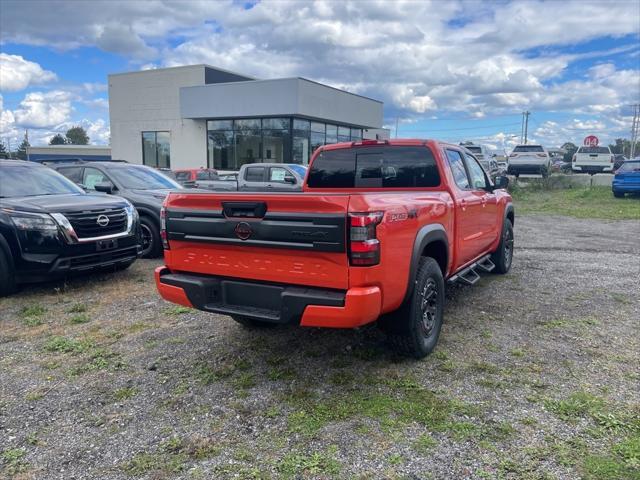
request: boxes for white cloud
[12,90,72,128]
[0,54,57,92]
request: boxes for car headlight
[6,210,58,231]
[123,201,137,231]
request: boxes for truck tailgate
[164,192,350,290]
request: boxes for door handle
[459,199,467,210]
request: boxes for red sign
[584,135,599,147]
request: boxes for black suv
[0,160,141,296]
[50,161,182,257]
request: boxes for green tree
[49,133,67,145]
[561,142,577,162]
[16,133,30,160]
[65,126,89,145]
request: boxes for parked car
[50,161,182,258]
[460,143,500,178]
[173,168,216,188]
[492,150,509,171]
[613,154,628,171]
[572,145,614,174]
[612,159,640,198]
[0,159,141,296]
[155,139,514,358]
[550,157,572,173]
[193,163,307,191]
[507,144,551,177]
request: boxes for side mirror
[94,182,115,194]
[493,175,509,190]
[284,175,296,184]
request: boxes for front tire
[491,218,514,274]
[613,191,625,198]
[0,247,16,297]
[382,257,445,359]
[140,216,161,258]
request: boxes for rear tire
[613,191,625,198]
[381,257,445,359]
[491,218,514,274]
[0,247,16,297]
[140,216,161,258]
[231,316,277,329]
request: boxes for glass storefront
[206,117,363,169]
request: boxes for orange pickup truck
[155,139,514,358]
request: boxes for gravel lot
[1,214,639,480]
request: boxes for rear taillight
[349,212,384,266]
[536,153,546,158]
[160,206,169,249]
[610,155,614,163]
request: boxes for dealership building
[108,64,386,170]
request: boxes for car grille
[64,208,128,239]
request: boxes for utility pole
[523,111,530,145]
[630,104,640,159]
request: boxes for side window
[57,166,83,184]
[445,150,470,189]
[354,147,440,188]
[196,170,210,180]
[82,167,110,190]
[245,167,265,182]
[269,167,289,183]
[175,171,190,181]
[464,155,488,190]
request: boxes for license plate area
[96,238,118,251]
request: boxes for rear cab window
[577,146,611,154]
[513,145,544,153]
[307,146,441,189]
[245,166,266,182]
[56,166,83,184]
[175,171,191,181]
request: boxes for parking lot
[1,192,638,480]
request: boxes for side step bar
[448,254,494,286]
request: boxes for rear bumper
[612,182,640,193]
[507,164,547,174]
[155,267,381,328]
[573,165,614,173]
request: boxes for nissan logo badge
[96,214,110,227]
[234,222,252,240]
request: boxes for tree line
[0,126,90,160]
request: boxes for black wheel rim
[420,278,438,337]
[504,226,514,268]
[141,224,153,255]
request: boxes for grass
[43,336,93,354]
[69,313,91,324]
[544,391,605,420]
[113,387,138,401]
[2,447,28,474]
[20,304,46,326]
[510,185,639,220]
[67,303,87,313]
[164,305,193,316]
[277,446,341,478]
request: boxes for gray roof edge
[181,76,383,104]
[108,64,256,80]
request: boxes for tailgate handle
[222,201,267,218]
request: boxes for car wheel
[231,316,277,329]
[382,257,445,359]
[541,167,549,178]
[613,191,625,198]
[0,247,16,297]
[140,216,161,258]
[491,218,514,274]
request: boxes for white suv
[507,144,551,177]
[572,146,614,174]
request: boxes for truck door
[462,153,499,252]
[444,149,487,266]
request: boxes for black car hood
[0,193,129,214]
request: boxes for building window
[206,118,362,169]
[142,131,170,168]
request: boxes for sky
[0,0,639,152]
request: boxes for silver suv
[507,144,550,177]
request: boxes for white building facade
[108,65,386,170]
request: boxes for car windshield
[0,164,84,198]
[109,166,182,190]
[513,145,544,152]
[617,161,640,173]
[578,147,610,154]
[288,165,307,177]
